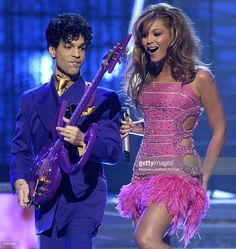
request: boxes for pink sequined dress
[117,82,209,246]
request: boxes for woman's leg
[134,204,172,249]
[133,218,171,246]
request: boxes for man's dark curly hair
[45,12,93,49]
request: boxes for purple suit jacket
[10,76,122,233]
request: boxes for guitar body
[28,101,68,205]
[29,123,98,204]
[29,144,62,205]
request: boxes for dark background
[0,0,235,194]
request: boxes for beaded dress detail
[117,82,209,247]
[133,82,202,180]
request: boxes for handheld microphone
[121,107,130,162]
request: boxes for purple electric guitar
[28,34,132,205]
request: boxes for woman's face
[141,18,171,63]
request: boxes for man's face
[49,35,86,78]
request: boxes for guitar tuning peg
[111,57,121,65]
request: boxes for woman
[117,3,226,248]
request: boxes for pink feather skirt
[116,174,209,246]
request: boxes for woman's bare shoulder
[195,68,215,85]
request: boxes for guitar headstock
[102,34,132,73]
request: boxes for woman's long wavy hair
[125,3,205,106]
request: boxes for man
[10,12,121,249]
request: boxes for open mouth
[147,46,159,54]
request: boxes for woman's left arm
[196,70,227,190]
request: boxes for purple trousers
[37,174,107,249]
[37,214,100,249]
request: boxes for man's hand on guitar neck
[14,179,30,208]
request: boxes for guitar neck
[68,67,106,126]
